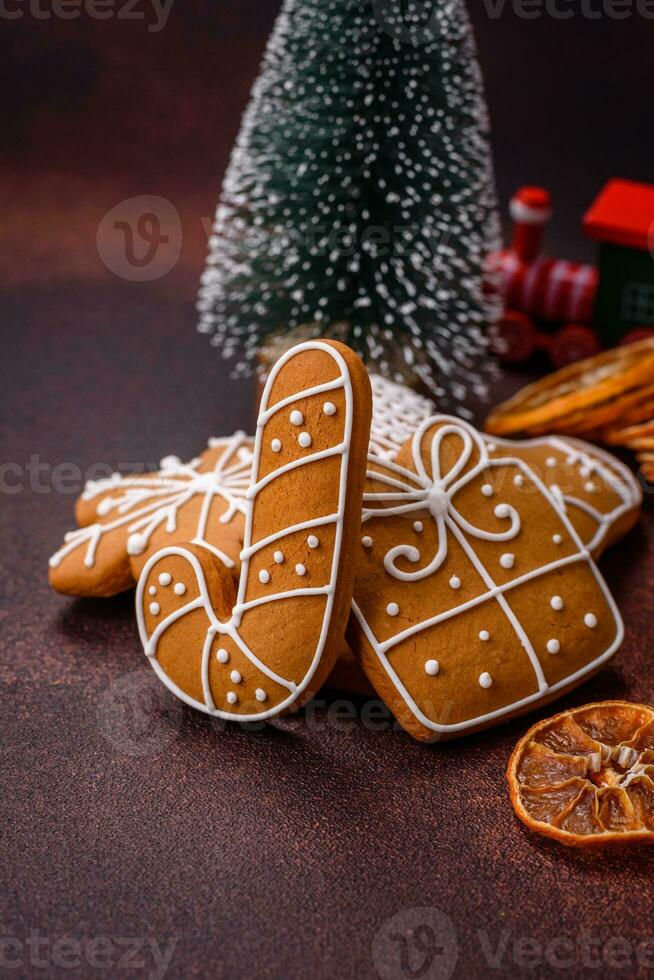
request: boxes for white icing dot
[148,585,157,596]
[547,639,560,654]
[127,533,147,556]
[258,570,270,584]
[361,536,373,548]
[550,595,564,611]
[387,602,400,616]
[158,572,172,586]
[552,534,563,545]
[487,442,497,452]
[271,438,282,453]
[298,431,312,448]
[255,688,267,702]
[307,535,319,548]
[479,630,490,641]
[584,613,598,629]
[481,483,493,497]
[513,474,524,488]
[149,602,160,616]
[479,672,493,689]
[413,521,423,532]
[424,659,440,675]
[500,553,515,570]
[295,563,306,576]
[494,504,511,519]
[546,456,558,468]
[274,550,284,564]
[216,648,229,664]
[585,481,597,493]
[174,582,186,596]
[323,402,336,415]
[97,498,113,516]
[226,692,238,705]
[230,670,242,684]
[449,575,461,590]
[290,410,304,425]
[160,454,181,470]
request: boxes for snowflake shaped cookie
[49,434,254,597]
[348,416,624,741]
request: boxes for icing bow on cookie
[363,418,520,582]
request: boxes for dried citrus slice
[485,339,654,437]
[507,701,654,846]
[604,419,654,448]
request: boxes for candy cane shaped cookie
[136,340,371,719]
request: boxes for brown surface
[2,282,654,979]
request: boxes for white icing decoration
[290,410,304,425]
[274,550,284,564]
[174,582,186,596]
[216,648,229,663]
[546,456,557,468]
[479,672,493,689]
[424,659,439,675]
[585,481,597,493]
[413,521,423,532]
[271,438,282,453]
[298,432,312,448]
[307,535,319,548]
[349,415,625,736]
[255,688,267,702]
[553,534,562,545]
[50,434,253,571]
[481,484,493,497]
[159,572,172,586]
[550,595,563,611]
[387,602,399,616]
[149,602,160,616]
[547,639,560,654]
[479,630,490,641]
[513,474,524,488]
[230,670,242,684]
[449,576,461,590]
[258,570,270,584]
[226,692,238,705]
[149,585,157,596]
[136,341,357,723]
[362,536,373,548]
[368,374,435,460]
[500,553,515,570]
[585,613,598,629]
[295,563,306,576]
[323,402,336,416]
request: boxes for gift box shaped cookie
[348,416,624,741]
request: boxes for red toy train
[490,180,654,368]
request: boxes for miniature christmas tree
[197,0,500,408]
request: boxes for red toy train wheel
[492,311,540,364]
[549,324,601,369]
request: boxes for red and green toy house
[491,178,654,366]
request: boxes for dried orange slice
[507,701,654,846]
[486,339,654,437]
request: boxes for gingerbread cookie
[369,374,435,460]
[49,434,253,597]
[136,340,371,720]
[347,415,624,741]
[484,435,641,560]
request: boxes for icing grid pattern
[49,434,253,571]
[136,341,355,721]
[368,374,436,460]
[352,416,624,735]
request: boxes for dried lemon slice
[485,339,654,437]
[507,701,654,846]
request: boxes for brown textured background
[3,3,654,978]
